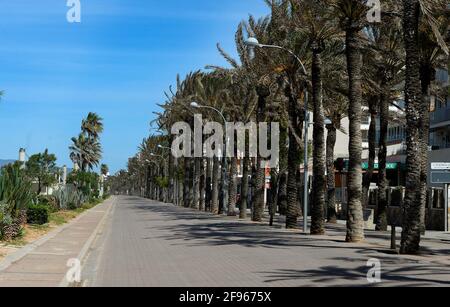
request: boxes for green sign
[362,162,398,170]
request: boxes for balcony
[430,108,450,128]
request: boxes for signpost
[431,162,450,232]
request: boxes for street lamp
[245,37,310,234]
[191,101,229,214]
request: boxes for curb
[0,197,114,277]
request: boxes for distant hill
[0,159,15,168]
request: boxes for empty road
[82,196,450,287]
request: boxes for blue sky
[0,0,269,173]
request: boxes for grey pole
[303,91,309,234]
[445,183,449,232]
[245,38,310,233]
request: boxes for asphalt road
[83,196,450,287]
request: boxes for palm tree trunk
[278,173,288,215]
[363,97,378,208]
[183,157,190,208]
[218,159,227,214]
[345,26,365,243]
[211,157,220,214]
[269,170,279,226]
[419,64,433,234]
[252,159,265,222]
[227,157,238,216]
[377,91,389,231]
[419,101,429,235]
[199,158,206,211]
[278,126,288,216]
[168,152,175,204]
[240,156,250,219]
[192,158,200,209]
[400,0,423,254]
[326,123,337,223]
[285,86,303,229]
[311,48,326,235]
[252,86,270,222]
[205,158,212,211]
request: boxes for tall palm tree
[292,0,340,235]
[69,133,102,172]
[324,92,348,223]
[401,0,426,254]
[365,15,405,231]
[82,112,104,141]
[418,5,449,233]
[401,0,448,254]
[284,83,304,228]
[70,113,104,172]
[332,0,368,242]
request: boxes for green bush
[27,204,49,225]
[35,195,58,212]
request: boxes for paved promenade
[0,198,113,287]
[83,196,450,287]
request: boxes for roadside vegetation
[0,113,109,245]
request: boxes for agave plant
[0,164,33,240]
[0,163,33,219]
[54,186,88,210]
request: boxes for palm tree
[364,15,405,231]
[324,92,348,223]
[82,112,104,141]
[284,83,304,228]
[332,0,368,242]
[418,5,449,233]
[401,0,426,254]
[293,0,340,235]
[401,0,448,253]
[70,113,104,172]
[70,133,102,172]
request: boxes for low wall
[335,187,447,231]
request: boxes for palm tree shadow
[260,263,450,286]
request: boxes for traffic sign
[431,172,450,184]
[431,163,450,170]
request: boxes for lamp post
[245,37,310,233]
[191,102,228,215]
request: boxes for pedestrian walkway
[0,197,113,287]
[85,196,450,287]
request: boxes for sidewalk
[218,207,450,265]
[0,197,113,287]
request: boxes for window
[362,130,369,143]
